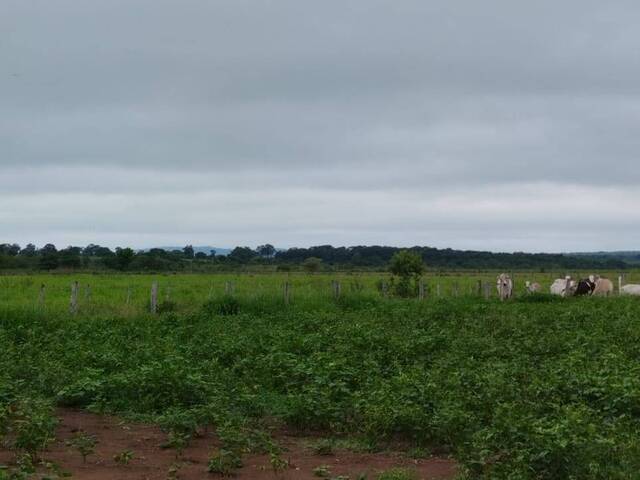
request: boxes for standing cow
[550,277,574,297]
[592,276,614,296]
[496,273,513,300]
[574,278,596,296]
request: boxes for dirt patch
[0,409,457,479]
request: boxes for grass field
[1,270,638,315]
[2,273,640,479]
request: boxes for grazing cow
[574,278,596,296]
[525,281,542,294]
[550,277,574,297]
[621,284,640,296]
[496,273,513,300]
[592,276,614,296]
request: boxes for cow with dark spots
[574,278,596,296]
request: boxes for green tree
[183,245,195,259]
[388,250,424,297]
[39,244,59,270]
[257,244,276,258]
[114,247,135,270]
[302,257,322,273]
[228,247,257,263]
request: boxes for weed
[269,451,290,476]
[66,431,97,463]
[113,450,134,465]
[313,439,335,456]
[203,295,240,316]
[207,449,243,476]
[313,465,331,477]
[160,431,191,458]
[376,468,417,480]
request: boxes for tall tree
[257,244,276,258]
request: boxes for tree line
[0,242,629,272]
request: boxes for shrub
[157,300,178,314]
[203,295,240,316]
[388,251,424,298]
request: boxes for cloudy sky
[2,1,640,252]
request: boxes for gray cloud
[1,0,640,250]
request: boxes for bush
[157,300,178,314]
[388,251,424,298]
[202,295,240,316]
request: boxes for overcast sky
[2,1,640,252]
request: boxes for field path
[1,408,457,479]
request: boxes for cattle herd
[496,274,640,300]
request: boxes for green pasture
[1,270,638,315]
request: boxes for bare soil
[0,409,457,480]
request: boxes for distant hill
[154,246,232,256]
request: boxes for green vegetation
[207,449,243,476]
[0,242,630,273]
[1,273,640,479]
[389,250,424,297]
[113,450,134,465]
[66,432,97,463]
[377,469,417,480]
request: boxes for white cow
[550,277,575,297]
[525,281,542,294]
[496,273,513,300]
[621,284,640,296]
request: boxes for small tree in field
[389,250,424,297]
[302,257,322,273]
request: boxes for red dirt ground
[0,409,457,479]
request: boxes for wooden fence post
[70,281,79,314]
[452,281,459,297]
[381,280,388,298]
[436,283,441,298]
[284,282,290,305]
[84,284,92,301]
[476,280,482,297]
[332,280,341,300]
[150,281,158,314]
[483,281,491,300]
[38,284,46,308]
[619,276,624,295]
[418,279,425,300]
[126,286,132,305]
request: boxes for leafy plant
[66,431,97,463]
[376,468,417,480]
[9,398,58,457]
[269,451,290,476]
[113,449,134,465]
[313,439,335,456]
[161,431,191,458]
[313,465,331,477]
[203,295,240,316]
[207,449,243,476]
